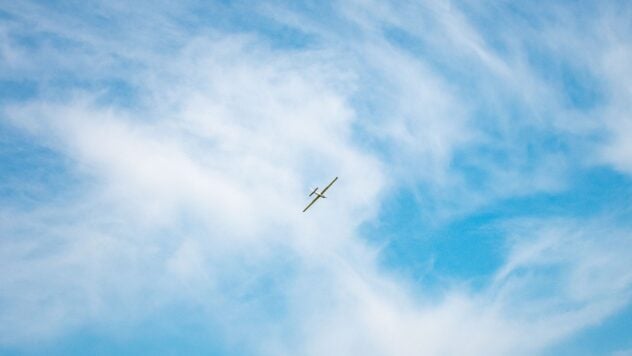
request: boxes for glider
[302,176,338,212]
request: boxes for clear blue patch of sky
[0,80,38,103]
[0,122,82,210]
[2,76,144,113]
[0,8,13,20]
[8,28,79,53]
[361,165,632,294]
[452,129,572,188]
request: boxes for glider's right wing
[302,195,321,213]
[320,176,338,195]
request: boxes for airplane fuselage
[309,187,327,198]
[303,177,338,212]
[309,188,326,199]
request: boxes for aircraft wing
[302,195,321,212]
[320,176,338,195]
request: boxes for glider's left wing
[302,195,321,213]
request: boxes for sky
[1,1,631,355]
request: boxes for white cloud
[1,32,386,346]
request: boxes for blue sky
[1,1,632,355]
